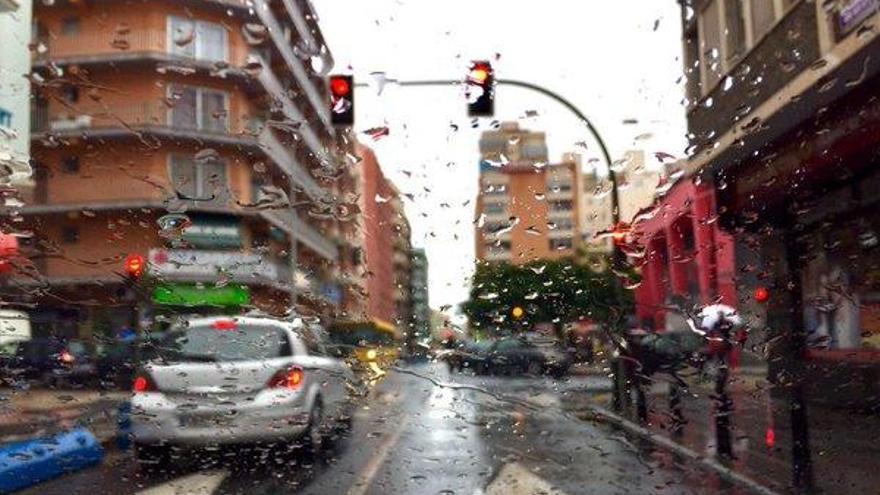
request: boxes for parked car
[479,335,572,377]
[129,315,357,466]
[96,334,168,390]
[439,340,493,373]
[5,338,100,387]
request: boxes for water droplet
[157,213,192,240]
[703,97,714,108]
[242,23,268,45]
[242,57,263,77]
[194,148,220,164]
[173,27,195,47]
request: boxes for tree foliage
[461,255,635,338]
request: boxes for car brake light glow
[59,351,75,364]
[212,319,238,331]
[268,367,304,390]
[133,374,156,393]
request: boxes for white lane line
[136,471,228,495]
[345,415,410,495]
[484,463,568,495]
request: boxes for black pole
[783,224,814,492]
[714,321,734,459]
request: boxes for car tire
[304,400,325,460]
[526,361,543,376]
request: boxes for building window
[550,200,573,211]
[168,85,228,132]
[61,85,79,104]
[169,154,228,202]
[548,181,572,193]
[61,226,79,244]
[483,202,506,215]
[61,17,80,36]
[724,0,747,63]
[168,16,228,62]
[750,0,778,42]
[550,237,574,250]
[61,156,79,174]
[699,0,723,90]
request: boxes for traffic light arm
[354,78,621,228]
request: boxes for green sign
[152,284,250,307]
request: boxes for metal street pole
[355,77,629,409]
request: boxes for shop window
[550,200,573,211]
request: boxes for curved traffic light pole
[356,77,631,410]
[360,78,622,240]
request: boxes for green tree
[461,255,635,338]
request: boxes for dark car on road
[469,335,571,377]
[5,338,100,388]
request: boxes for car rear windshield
[154,324,290,363]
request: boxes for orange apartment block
[6,0,361,337]
[475,122,582,264]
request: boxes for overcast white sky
[313,0,688,314]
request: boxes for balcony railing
[35,30,167,62]
[262,208,338,262]
[32,101,250,141]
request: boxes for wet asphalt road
[21,362,749,495]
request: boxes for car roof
[178,315,302,331]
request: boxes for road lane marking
[345,415,410,495]
[484,463,568,495]
[136,471,228,495]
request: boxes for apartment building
[8,0,353,337]
[579,150,660,251]
[475,122,581,264]
[409,248,429,343]
[678,0,880,408]
[356,143,412,333]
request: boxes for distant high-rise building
[475,122,581,264]
[579,150,661,251]
[356,143,412,332]
[409,248,429,342]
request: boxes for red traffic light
[124,253,145,278]
[468,62,493,84]
[330,76,351,97]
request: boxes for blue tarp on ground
[0,427,104,493]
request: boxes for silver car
[129,315,356,465]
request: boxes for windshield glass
[1,0,878,494]
[155,325,289,363]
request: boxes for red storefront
[631,176,736,332]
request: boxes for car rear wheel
[526,360,543,376]
[304,401,325,459]
[134,443,170,469]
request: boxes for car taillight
[59,351,75,364]
[133,373,157,393]
[267,367,304,390]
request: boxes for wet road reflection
[22,362,750,495]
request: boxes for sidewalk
[591,368,880,494]
[0,388,127,445]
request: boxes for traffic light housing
[467,61,494,117]
[328,75,354,126]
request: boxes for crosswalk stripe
[484,463,568,495]
[136,471,228,495]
